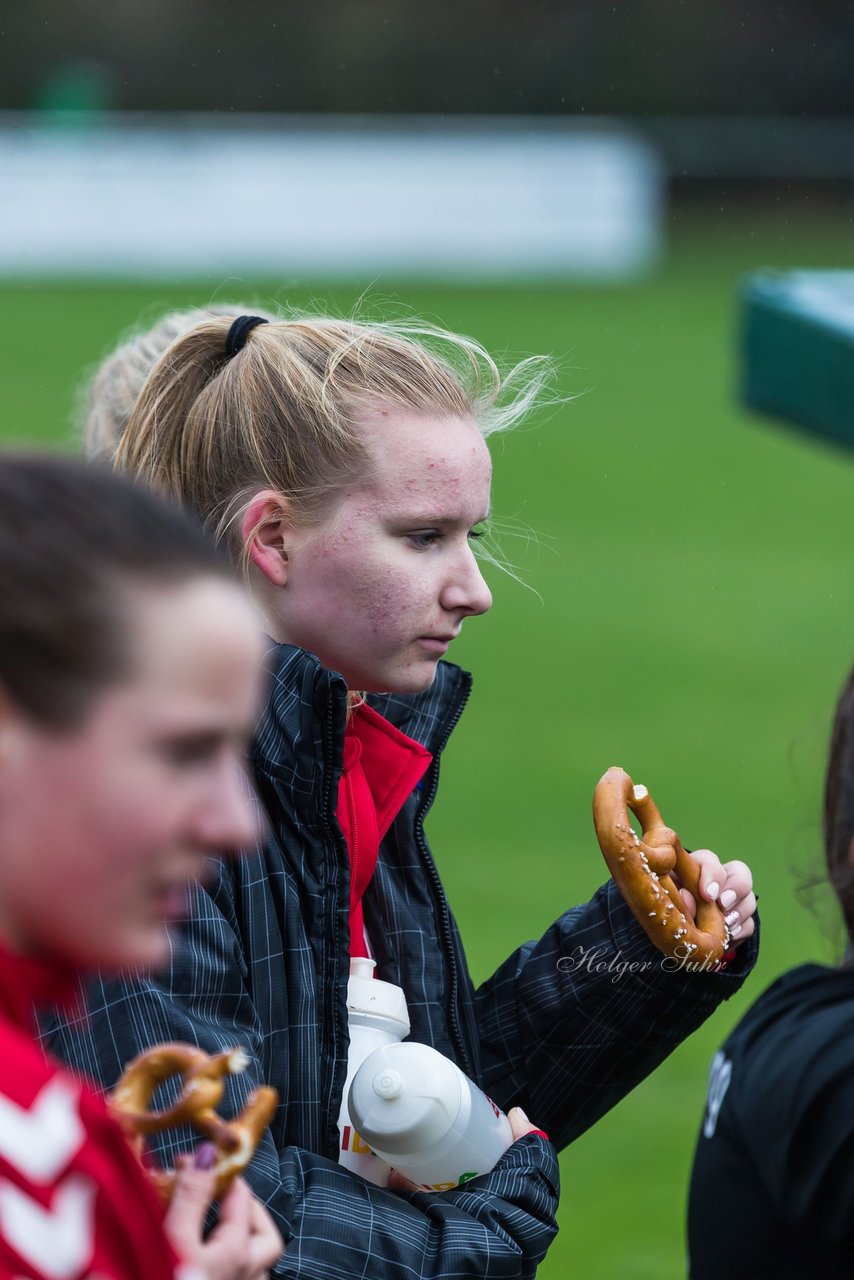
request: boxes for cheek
[304,521,434,651]
[58,805,151,898]
[362,579,413,634]
[8,744,175,948]
[359,573,430,647]
[313,546,415,637]
[52,766,172,885]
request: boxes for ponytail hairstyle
[824,667,854,948]
[80,303,276,463]
[113,311,550,566]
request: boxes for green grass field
[2,206,852,1277]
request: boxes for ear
[241,490,295,587]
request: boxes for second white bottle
[348,1040,514,1191]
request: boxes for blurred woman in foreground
[0,454,281,1279]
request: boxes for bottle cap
[347,958,411,1036]
[372,1068,403,1099]
[348,1041,463,1156]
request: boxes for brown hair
[114,312,549,563]
[0,453,231,729]
[824,667,854,946]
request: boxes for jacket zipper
[318,690,350,1159]
[413,673,475,1079]
[344,768,359,886]
[320,667,474,1149]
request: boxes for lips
[151,883,191,922]
[417,635,454,654]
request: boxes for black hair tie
[225,315,270,358]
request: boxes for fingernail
[725,910,740,926]
[731,923,742,938]
[720,889,737,910]
[706,881,720,901]
[514,1107,530,1123]
[194,1142,217,1171]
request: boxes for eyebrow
[396,511,491,526]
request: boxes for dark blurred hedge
[3,1,853,115]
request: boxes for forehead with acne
[355,407,492,521]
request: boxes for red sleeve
[0,1038,182,1280]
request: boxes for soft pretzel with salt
[110,1042,278,1201]
[592,766,730,965]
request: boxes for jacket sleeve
[42,881,559,1280]
[274,1135,558,1280]
[469,878,759,1150]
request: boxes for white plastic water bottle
[337,957,411,1185]
[347,1040,514,1191]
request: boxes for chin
[349,662,439,696]
[82,931,171,976]
[382,665,440,695]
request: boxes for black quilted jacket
[46,644,758,1279]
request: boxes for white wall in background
[0,116,662,280]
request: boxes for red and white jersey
[0,947,189,1280]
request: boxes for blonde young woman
[51,311,759,1279]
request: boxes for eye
[407,530,441,549]
[468,525,487,542]
[157,733,223,767]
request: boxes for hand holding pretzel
[165,1161,283,1279]
[109,1043,278,1202]
[593,767,754,964]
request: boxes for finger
[739,890,757,920]
[731,915,755,945]
[163,1152,219,1255]
[214,1174,252,1238]
[718,860,754,911]
[723,891,756,928]
[679,887,697,918]
[194,1178,259,1277]
[388,1168,421,1192]
[247,1197,286,1273]
[724,892,757,943]
[686,849,727,901]
[508,1106,539,1141]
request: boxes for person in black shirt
[688,667,854,1278]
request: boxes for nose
[440,542,493,618]
[195,757,263,854]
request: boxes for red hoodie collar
[344,702,432,842]
[0,940,82,1033]
[338,702,432,959]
